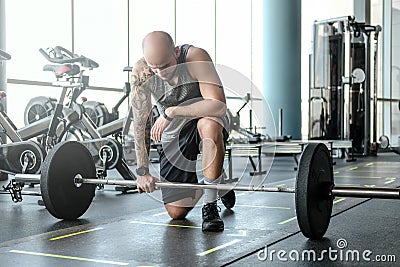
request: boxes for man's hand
[136,174,159,193]
[151,116,171,142]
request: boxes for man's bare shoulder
[186,46,213,62]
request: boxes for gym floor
[0,150,399,266]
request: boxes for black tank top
[151,44,203,114]
[150,44,229,141]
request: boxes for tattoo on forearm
[131,59,154,167]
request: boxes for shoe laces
[203,202,221,217]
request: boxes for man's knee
[165,205,191,220]
[197,118,223,140]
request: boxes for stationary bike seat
[43,64,80,78]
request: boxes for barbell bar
[15,141,400,240]
[71,178,400,199]
[73,177,297,193]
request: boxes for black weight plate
[296,143,334,239]
[41,141,97,220]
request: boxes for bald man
[130,31,235,232]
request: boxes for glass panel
[376,100,383,140]
[391,102,400,146]
[251,0,264,102]
[392,0,400,145]
[176,0,215,60]
[216,0,251,79]
[129,0,175,64]
[215,0,253,130]
[74,0,128,89]
[5,0,72,82]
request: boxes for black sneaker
[220,190,236,209]
[202,201,224,232]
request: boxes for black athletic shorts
[157,119,228,204]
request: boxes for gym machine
[37,46,136,179]
[226,93,268,144]
[24,58,137,164]
[309,16,381,156]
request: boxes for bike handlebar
[0,49,11,61]
[39,46,99,69]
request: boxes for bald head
[142,31,175,52]
[142,31,179,81]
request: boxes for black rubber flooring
[0,151,399,266]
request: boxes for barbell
[15,141,400,240]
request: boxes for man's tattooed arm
[131,58,153,168]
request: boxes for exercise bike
[0,49,46,180]
[0,47,135,202]
[0,49,47,200]
[23,60,141,166]
[36,46,136,179]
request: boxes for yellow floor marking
[197,239,241,256]
[278,216,297,225]
[275,184,286,187]
[235,204,290,210]
[335,175,382,179]
[50,227,103,241]
[9,250,129,266]
[334,171,340,175]
[346,170,399,173]
[130,220,200,229]
[349,167,359,171]
[333,197,346,204]
[365,163,374,166]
